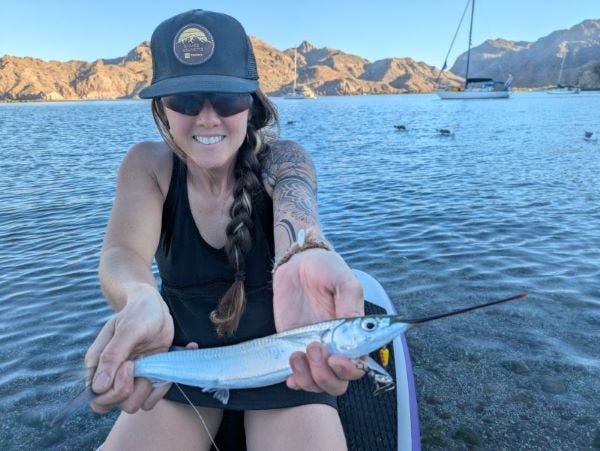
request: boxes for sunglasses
[161,92,253,117]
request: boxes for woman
[85,9,364,450]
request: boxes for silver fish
[134,292,527,404]
[52,292,526,424]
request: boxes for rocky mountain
[447,19,600,88]
[0,36,459,101]
[0,19,599,101]
[0,44,152,101]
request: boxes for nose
[194,99,220,126]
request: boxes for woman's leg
[244,404,346,451]
[101,399,223,451]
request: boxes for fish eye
[361,318,378,331]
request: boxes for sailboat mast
[464,0,475,88]
[557,50,566,86]
[293,49,298,93]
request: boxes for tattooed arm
[262,140,365,396]
[261,139,324,258]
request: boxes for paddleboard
[337,269,421,451]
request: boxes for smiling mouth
[193,135,225,145]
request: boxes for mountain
[1,19,599,101]
[447,19,600,88]
[0,37,458,101]
[0,44,152,101]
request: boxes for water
[1,93,599,450]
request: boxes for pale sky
[1,0,598,67]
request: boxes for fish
[52,292,526,425]
[134,292,527,404]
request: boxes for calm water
[1,93,599,450]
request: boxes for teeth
[193,135,224,145]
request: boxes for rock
[452,426,481,446]
[576,61,600,90]
[593,428,600,450]
[501,360,530,375]
[540,377,568,395]
[449,19,600,88]
[1,19,599,101]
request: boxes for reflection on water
[1,93,599,449]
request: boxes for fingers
[84,317,117,379]
[288,343,352,396]
[89,321,144,395]
[142,383,172,411]
[329,354,366,382]
[90,360,135,413]
[120,378,154,414]
[334,274,365,318]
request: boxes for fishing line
[406,292,527,325]
[174,382,220,451]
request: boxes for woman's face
[164,97,249,172]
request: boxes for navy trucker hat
[139,10,259,98]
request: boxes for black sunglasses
[161,92,253,117]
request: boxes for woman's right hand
[84,283,174,414]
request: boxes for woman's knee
[102,399,223,451]
[245,404,346,451]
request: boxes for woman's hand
[84,284,175,414]
[272,249,365,396]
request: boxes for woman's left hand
[272,248,365,396]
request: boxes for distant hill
[0,19,599,101]
[447,19,600,88]
[0,44,152,101]
[0,37,457,101]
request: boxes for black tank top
[154,154,336,410]
[155,154,276,347]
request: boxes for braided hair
[151,90,278,335]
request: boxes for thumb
[85,319,140,394]
[334,276,365,318]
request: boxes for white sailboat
[546,48,580,94]
[284,49,315,99]
[436,0,512,100]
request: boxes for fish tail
[50,367,97,427]
[50,384,96,427]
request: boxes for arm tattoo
[262,140,322,254]
[277,219,296,244]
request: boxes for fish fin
[202,387,230,405]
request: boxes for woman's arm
[262,140,365,396]
[99,144,163,308]
[86,143,175,414]
[262,140,323,259]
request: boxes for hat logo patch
[173,24,214,65]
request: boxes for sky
[0,0,598,67]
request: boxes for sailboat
[546,48,580,94]
[284,49,316,99]
[436,0,512,99]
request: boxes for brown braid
[151,90,278,335]
[209,124,264,335]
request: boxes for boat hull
[546,88,580,95]
[283,94,310,100]
[437,90,510,99]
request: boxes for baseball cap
[139,9,259,98]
